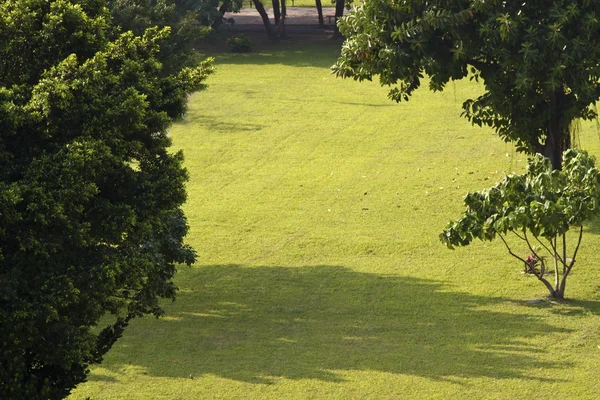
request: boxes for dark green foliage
[184,0,245,29]
[174,0,245,31]
[227,34,253,53]
[441,150,600,299]
[333,0,600,169]
[107,0,210,74]
[0,1,213,398]
[107,0,246,46]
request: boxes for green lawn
[70,40,600,399]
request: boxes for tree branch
[512,230,526,241]
[550,237,559,289]
[528,231,554,257]
[562,233,567,275]
[498,233,528,264]
[535,258,557,296]
[566,225,584,274]
[505,232,555,296]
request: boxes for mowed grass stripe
[70,41,600,399]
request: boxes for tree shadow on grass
[86,374,117,383]
[508,297,600,317]
[207,41,342,69]
[106,265,570,384]
[583,215,600,236]
[180,115,267,133]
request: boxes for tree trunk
[315,0,325,28]
[543,91,570,170]
[556,277,567,299]
[211,0,232,30]
[272,0,281,26]
[252,0,278,40]
[277,0,287,38]
[332,0,345,39]
[556,265,573,300]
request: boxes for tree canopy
[333,0,600,169]
[0,1,213,398]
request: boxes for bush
[227,34,252,53]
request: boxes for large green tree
[333,0,600,170]
[0,1,213,398]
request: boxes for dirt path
[225,6,348,31]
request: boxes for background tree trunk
[252,0,278,40]
[211,0,232,30]
[277,0,287,38]
[332,0,345,39]
[272,0,281,26]
[315,0,325,28]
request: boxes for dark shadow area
[86,374,117,383]
[334,101,396,108]
[102,265,571,384]
[197,32,343,69]
[509,297,600,316]
[181,115,266,132]
[583,215,600,235]
[549,299,600,316]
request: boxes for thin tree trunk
[212,0,232,30]
[553,238,560,290]
[252,0,278,40]
[272,0,281,26]
[556,275,567,299]
[315,0,325,28]
[332,0,345,39]
[535,260,558,299]
[277,0,287,38]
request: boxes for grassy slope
[70,40,600,399]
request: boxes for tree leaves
[333,0,600,167]
[441,150,600,250]
[0,1,213,398]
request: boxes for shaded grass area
[240,1,335,8]
[98,265,571,383]
[71,40,600,399]
[73,265,600,399]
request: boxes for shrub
[227,34,252,53]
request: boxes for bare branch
[567,225,584,274]
[551,237,559,289]
[498,233,528,264]
[535,264,557,296]
[510,232,556,296]
[548,236,564,265]
[528,231,554,257]
[512,230,526,241]
[562,233,567,275]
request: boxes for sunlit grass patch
[70,40,600,399]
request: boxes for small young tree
[441,150,600,300]
[332,0,600,170]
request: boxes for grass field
[70,38,600,399]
